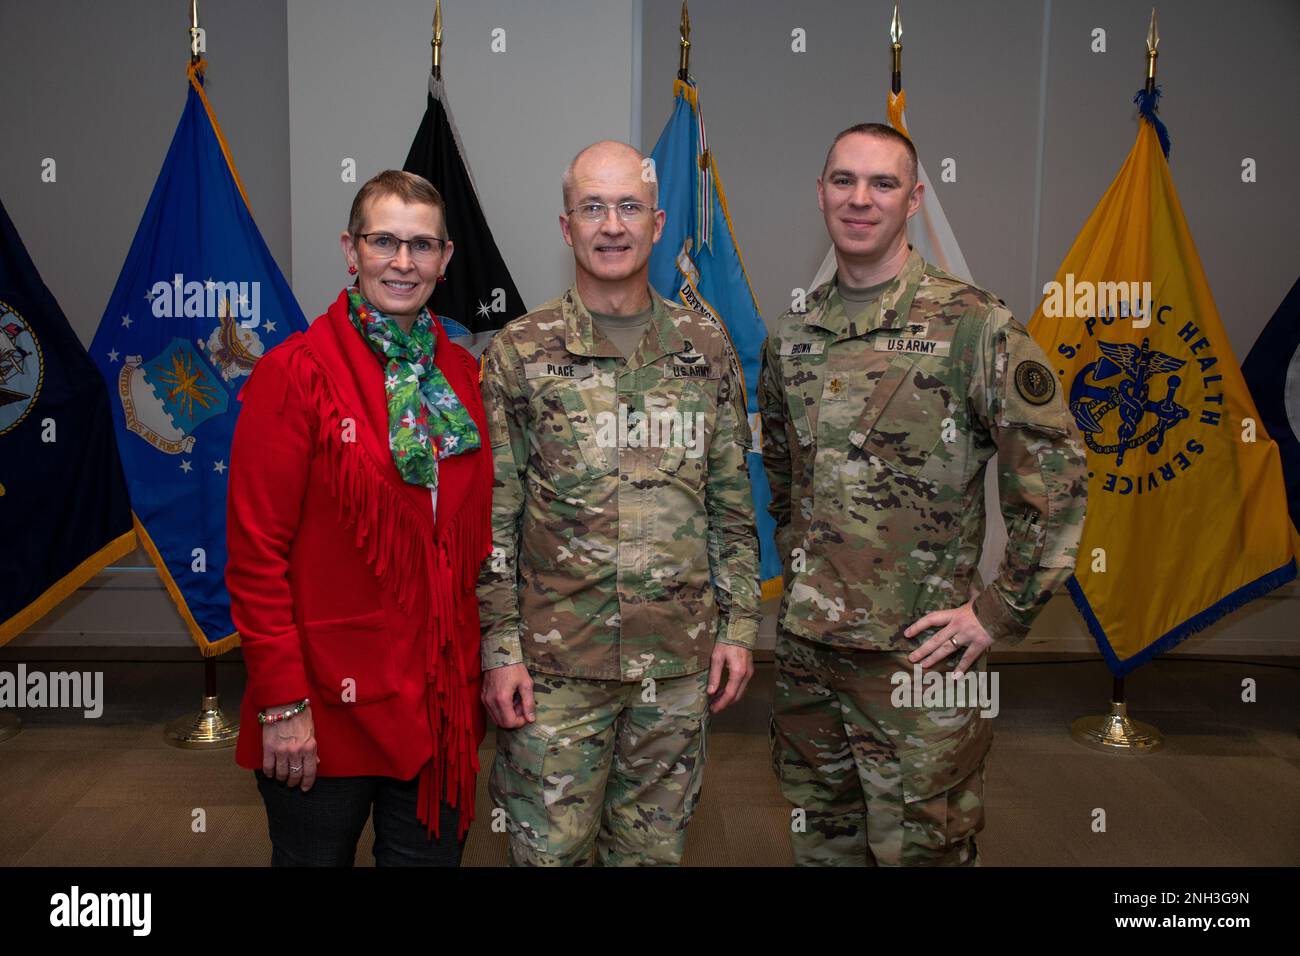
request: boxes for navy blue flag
[0,197,136,645]
[1243,276,1300,538]
[88,61,307,654]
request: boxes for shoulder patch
[1014,359,1055,405]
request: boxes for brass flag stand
[1069,11,1165,755]
[1071,675,1164,753]
[165,656,238,749]
[162,1,239,750]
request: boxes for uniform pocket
[1003,512,1049,595]
[849,425,940,477]
[301,609,399,706]
[772,343,824,450]
[654,382,710,489]
[783,382,817,449]
[488,724,551,853]
[902,767,986,859]
[848,358,947,478]
[900,703,992,855]
[530,385,613,493]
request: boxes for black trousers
[255,770,465,867]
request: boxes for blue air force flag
[88,61,307,654]
[648,77,781,598]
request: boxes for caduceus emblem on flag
[1068,339,1190,467]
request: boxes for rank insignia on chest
[828,377,843,394]
[524,361,594,380]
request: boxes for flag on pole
[0,197,136,645]
[648,77,780,598]
[810,89,971,290]
[404,74,526,353]
[1027,89,1297,675]
[1242,276,1300,541]
[87,60,308,655]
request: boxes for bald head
[561,140,657,211]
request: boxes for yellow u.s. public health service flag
[1028,90,1297,675]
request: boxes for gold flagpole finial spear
[890,2,903,95]
[432,0,443,81]
[189,0,201,64]
[678,0,691,81]
[1145,7,1159,92]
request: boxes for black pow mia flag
[404,75,526,343]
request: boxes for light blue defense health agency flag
[88,60,308,654]
[649,77,780,599]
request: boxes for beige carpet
[1,657,1297,866]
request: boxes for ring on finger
[949,637,960,649]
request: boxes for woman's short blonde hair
[347,169,448,237]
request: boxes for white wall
[286,0,641,319]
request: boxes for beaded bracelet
[257,698,310,725]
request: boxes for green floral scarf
[346,286,481,489]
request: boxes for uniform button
[575,462,586,471]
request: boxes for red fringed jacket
[226,290,492,837]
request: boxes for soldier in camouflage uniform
[760,123,1087,866]
[477,140,761,866]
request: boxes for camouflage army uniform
[759,249,1087,866]
[478,285,760,866]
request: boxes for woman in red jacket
[226,170,491,866]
